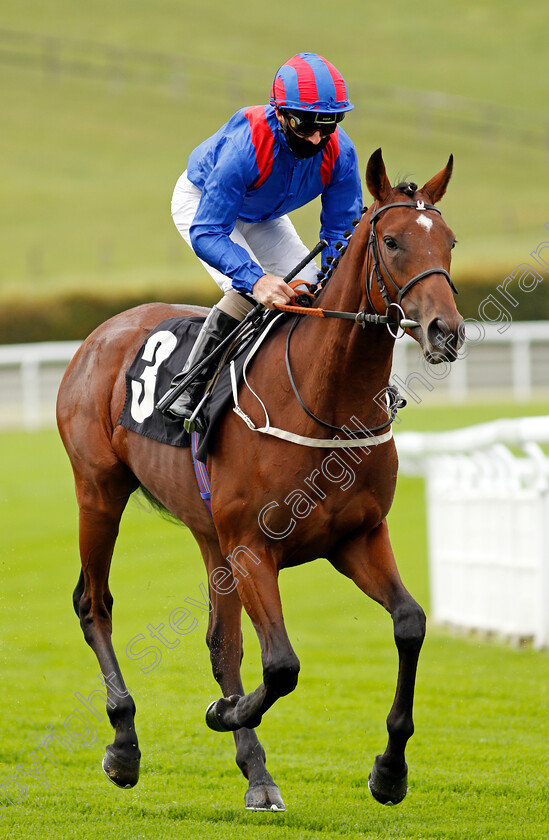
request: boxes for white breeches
[171,170,320,295]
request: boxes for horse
[56,148,464,811]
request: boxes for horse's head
[364,148,464,363]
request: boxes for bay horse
[56,148,463,810]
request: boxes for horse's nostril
[427,318,449,348]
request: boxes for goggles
[282,109,345,137]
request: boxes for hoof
[368,756,408,806]
[245,783,285,812]
[205,699,232,732]
[206,696,263,732]
[102,746,140,789]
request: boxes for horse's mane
[394,180,418,198]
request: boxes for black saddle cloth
[118,316,255,463]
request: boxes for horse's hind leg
[328,519,426,806]
[73,463,141,788]
[198,539,285,811]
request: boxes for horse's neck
[286,228,395,429]
[316,228,368,318]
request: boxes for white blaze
[416,214,433,232]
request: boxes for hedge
[0,277,547,344]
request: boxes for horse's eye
[383,236,398,251]
[451,240,458,250]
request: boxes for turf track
[1,400,548,839]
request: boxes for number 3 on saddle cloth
[118,316,255,516]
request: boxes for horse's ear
[366,148,392,201]
[421,154,454,204]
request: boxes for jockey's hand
[252,274,297,310]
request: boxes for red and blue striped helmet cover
[269,52,353,113]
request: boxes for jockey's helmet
[269,53,353,115]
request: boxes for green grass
[396,398,549,433]
[1,401,548,838]
[1,0,548,310]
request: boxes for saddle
[117,310,279,462]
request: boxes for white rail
[1,319,549,430]
[2,339,548,646]
[391,320,549,402]
[395,417,549,648]
[0,341,80,430]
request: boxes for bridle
[365,199,458,330]
[282,197,459,436]
[273,197,458,335]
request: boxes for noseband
[365,200,458,316]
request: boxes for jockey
[166,52,362,429]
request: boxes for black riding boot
[165,306,240,431]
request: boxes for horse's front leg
[205,542,300,736]
[328,519,426,805]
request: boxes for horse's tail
[135,484,183,525]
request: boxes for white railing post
[511,336,532,401]
[448,350,468,401]
[21,357,41,430]
[0,341,81,431]
[390,320,549,402]
[396,416,549,648]
[540,478,549,649]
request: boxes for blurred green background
[1,0,548,340]
[1,8,548,835]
